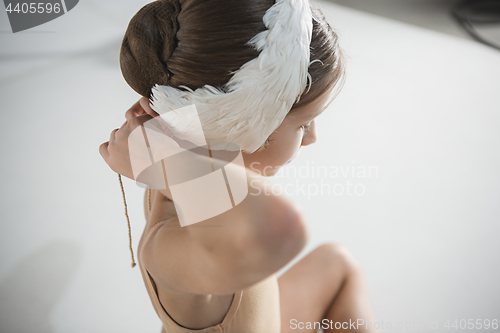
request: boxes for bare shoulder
[143,189,308,295]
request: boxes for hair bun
[120,0,181,97]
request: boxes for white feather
[149,0,313,153]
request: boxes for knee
[312,243,362,277]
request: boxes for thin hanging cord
[148,187,152,213]
[117,173,137,268]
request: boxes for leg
[278,243,378,333]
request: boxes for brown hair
[120,0,346,113]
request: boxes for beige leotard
[137,192,281,333]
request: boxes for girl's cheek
[282,133,303,164]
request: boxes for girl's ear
[140,97,160,118]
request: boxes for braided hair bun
[120,0,345,109]
[120,0,181,97]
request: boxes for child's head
[120,0,346,176]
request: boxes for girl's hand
[99,98,177,184]
[99,113,154,180]
[125,97,170,134]
[125,97,160,120]
[100,97,164,179]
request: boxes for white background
[0,1,499,332]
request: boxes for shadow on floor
[0,240,81,333]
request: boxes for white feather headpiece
[149,0,313,153]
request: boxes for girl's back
[139,189,281,332]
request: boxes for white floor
[1,1,499,333]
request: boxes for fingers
[99,115,153,167]
[128,113,154,129]
[139,97,160,117]
[99,141,110,161]
[125,99,146,120]
[99,128,119,164]
[110,128,119,141]
[125,97,160,121]
[139,97,170,133]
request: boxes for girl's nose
[301,120,317,146]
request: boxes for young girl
[100,0,378,332]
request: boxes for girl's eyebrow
[305,90,337,120]
[289,95,335,122]
[293,105,325,123]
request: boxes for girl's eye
[300,124,311,133]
